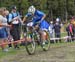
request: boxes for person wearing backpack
[7,5,21,49]
[66,21,74,42]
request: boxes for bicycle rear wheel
[41,31,50,51]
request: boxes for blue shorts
[40,20,50,30]
[0,28,8,39]
[33,20,50,30]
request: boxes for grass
[0,48,18,58]
[0,41,75,62]
[0,41,75,57]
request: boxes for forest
[0,0,75,21]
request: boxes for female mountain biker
[23,5,50,45]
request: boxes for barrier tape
[0,36,74,46]
[50,36,70,40]
[0,38,25,46]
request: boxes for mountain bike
[22,22,50,55]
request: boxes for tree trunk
[51,9,53,21]
[65,10,68,22]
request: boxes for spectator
[53,22,61,43]
[49,21,54,43]
[66,22,74,42]
[72,22,75,41]
[7,5,21,49]
[0,7,11,51]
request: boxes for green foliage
[0,0,75,21]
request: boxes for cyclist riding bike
[23,5,50,45]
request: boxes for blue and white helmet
[28,5,36,14]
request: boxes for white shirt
[0,15,7,29]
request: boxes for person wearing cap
[0,7,11,51]
[7,5,21,49]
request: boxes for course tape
[0,38,25,46]
[50,36,71,40]
[0,36,74,46]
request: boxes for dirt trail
[0,45,75,62]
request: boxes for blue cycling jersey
[25,10,50,29]
[25,10,44,22]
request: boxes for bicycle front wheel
[25,34,36,55]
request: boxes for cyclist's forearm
[41,14,46,21]
[23,16,27,23]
